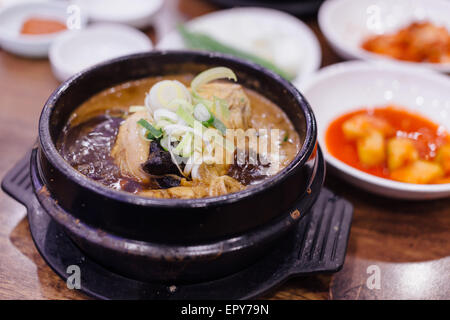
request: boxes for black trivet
[2,152,353,300]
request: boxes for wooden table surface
[0,0,449,300]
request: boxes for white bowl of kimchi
[318,0,450,73]
[302,61,450,200]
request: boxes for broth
[57,73,301,198]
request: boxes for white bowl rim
[156,6,322,85]
[302,60,450,195]
[0,1,86,44]
[318,0,450,73]
[73,0,163,24]
[49,22,153,81]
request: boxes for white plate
[157,7,321,86]
[318,0,450,73]
[73,0,163,29]
[49,23,153,82]
[0,0,87,58]
[302,61,450,200]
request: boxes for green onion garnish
[194,103,213,123]
[176,106,195,127]
[214,96,230,120]
[178,24,295,81]
[137,118,163,139]
[212,117,227,135]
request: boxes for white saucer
[49,23,153,82]
[157,7,321,86]
[0,1,87,58]
[302,61,450,200]
[73,0,163,29]
[318,0,450,73]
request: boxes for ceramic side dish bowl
[73,0,163,29]
[318,0,450,73]
[33,51,322,282]
[302,61,450,200]
[157,7,321,86]
[0,1,87,58]
[49,23,153,81]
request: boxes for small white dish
[302,61,450,200]
[0,1,87,58]
[318,0,450,73]
[157,7,321,86]
[49,23,153,82]
[73,0,163,29]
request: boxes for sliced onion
[168,98,194,113]
[164,124,194,136]
[167,133,186,177]
[194,103,212,122]
[153,109,178,123]
[191,164,200,180]
[183,156,194,176]
[173,133,193,157]
[191,67,237,93]
[146,80,191,114]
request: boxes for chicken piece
[197,82,251,130]
[139,176,244,198]
[357,130,386,167]
[111,111,151,183]
[342,114,393,140]
[435,144,450,175]
[387,137,419,171]
[391,160,444,184]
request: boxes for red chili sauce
[325,106,449,183]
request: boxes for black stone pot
[34,51,321,282]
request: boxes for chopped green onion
[160,135,170,151]
[212,117,227,135]
[194,103,212,122]
[191,91,214,110]
[154,109,178,123]
[168,99,194,113]
[155,119,173,130]
[214,96,230,120]
[178,24,295,81]
[176,106,195,127]
[283,133,289,142]
[173,133,193,157]
[191,66,237,93]
[137,118,162,139]
[167,133,186,177]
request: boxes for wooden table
[0,0,448,300]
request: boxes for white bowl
[0,1,87,58]
[73,0,163,29]
[49,23,153,82]
[318,0,450,73]
[302,61,450,200]
[157,7,321,86]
